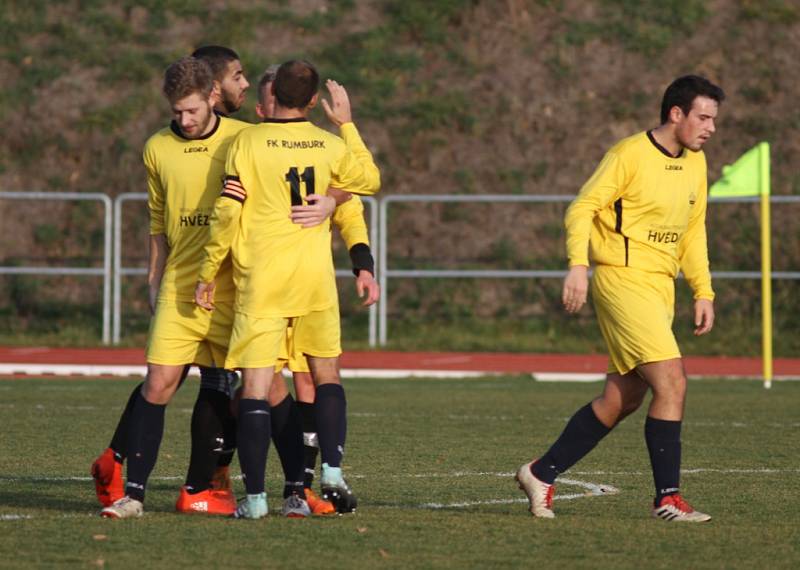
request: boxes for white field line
[419,477,618,509]
[3,467,795,486]
[3,468,796,519]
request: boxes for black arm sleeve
[348,242,374,277]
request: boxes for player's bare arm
[148,234,169,315]
[693,298,714,336]
[562,265,589,314]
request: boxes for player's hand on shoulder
[321,79,352,127]
[562,265,589,314]
[290,194,336,228]
[195,280,216,311]
[693,298,714,336]
[355,270,379,306]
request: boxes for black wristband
[349,242,374,277]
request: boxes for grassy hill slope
[0,0,798,354]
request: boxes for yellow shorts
[226,304,341,369]
[591,265,681,375]
[274,325,311,374]
[146,299,234,368]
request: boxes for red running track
[1,346,798,377]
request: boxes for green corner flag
[710,141,773,388]
[709,142,770,197]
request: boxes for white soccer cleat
[281,494,311,518]
[515,460,555,518]
[233,492,269,520]
[100,496,143,519]
[652,494,711,522]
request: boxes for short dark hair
[660,75,725,124]
[163,57,214,104]
[191,45,240,82]
[257,64,280,107]
[273,60,319,109]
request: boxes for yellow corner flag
[710,142,773,388]
[709,142,770,197]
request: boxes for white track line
[3,363,798,380]
[0,363,494,379]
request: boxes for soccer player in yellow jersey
[255,66,380,515]
[92,47,259,516]
[99,57,253,519]
[196,60,380,518]
[516,75,724,523]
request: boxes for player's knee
[307,356,340,386]
[143,371,181,404]
[618,395,645,421]
[653,376,686,405]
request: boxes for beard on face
[220,89,241,114]
[182,108,215,139]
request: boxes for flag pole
[759,142,772,389]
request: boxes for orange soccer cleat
[175,486,237,516]
[304,487,336,516]
[91,448,124,507]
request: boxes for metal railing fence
[0,192,112,344]
[1,192,798,348]
[112,194,378,345]
[376,194,800,345]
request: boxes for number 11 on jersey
[285,166,316,206]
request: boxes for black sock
[109,382,143,461]
[237,398,270,495]
[125,396,166,502]
[112,367,189,463]
[645,416,682,504]
[270,394,306,498]
[315,384,347,468]
[532,402,611,484]
[185,388,232,493]
[298,401,319,487]
[217,403,237,468]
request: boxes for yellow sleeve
[199,192,241,283]
[198,139,247,283]
[678,175,714,300]
[564,151,628,266]
[332,195,369,249]
[330,122,381,196]
[144,147,165,236]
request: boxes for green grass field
[1,375,798,569]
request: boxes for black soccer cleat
[321,480,358,514]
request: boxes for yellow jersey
[565,130,713,300]
[333,194,369,250]
[145,115,249,303]
[199,120,380,317]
